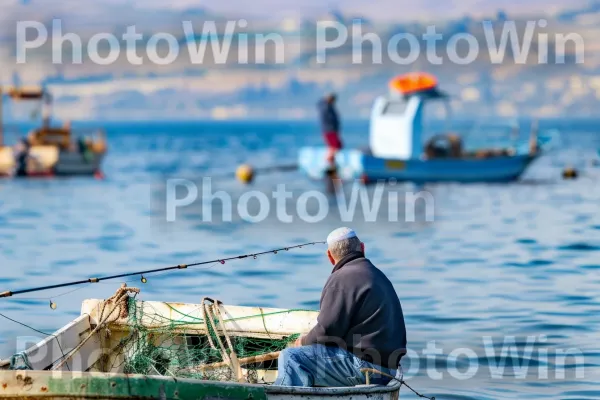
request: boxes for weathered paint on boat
[0,371,268,400]
[0,370,401,400]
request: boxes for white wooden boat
[0,290,402,400]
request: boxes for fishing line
[0,312,51,336]
[399,380,435,400]
[0,241,325,299]
[361,368,435,400]
[8,284,93,301]
[97,261,220,292]
[0,311,73,371]
[2,262,226,316]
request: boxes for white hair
[327,227,362,260]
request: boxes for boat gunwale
[0,370,401,398]
[264,380,401,395]
[82,299,319,339]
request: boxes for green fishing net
[99,298,302,383]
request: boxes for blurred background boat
[0,86,107,178]
[299,73,559,183]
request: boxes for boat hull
[0,371,401,400]
[53,151,104,176]
[299,147,536,183]
[0,300,401,399]
[0,147,104,178]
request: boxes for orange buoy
[389,72,437,95]
[236,164,255,184]
[562,166,578,180]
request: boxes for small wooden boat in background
[0,291,402,400]
[0,86,106,178]
[299,72,558,183]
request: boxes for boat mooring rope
[361,368,435,400]
[0,241,326,299]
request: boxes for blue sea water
[0,119,599,399]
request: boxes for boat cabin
[369,73,457,160]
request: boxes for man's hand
[291,335,304,347]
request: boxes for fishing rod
[0,241,325,299]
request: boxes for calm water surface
[0,120,599,399]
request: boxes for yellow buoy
[562,166,578,180]
[236,164,255,184]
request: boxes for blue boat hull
[298,147,537,183]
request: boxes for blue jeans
[273,344,400,387]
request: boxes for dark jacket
[301,252,407,369]
[318,99,340,133]
[15,139,30,177]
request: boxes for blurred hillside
[1,0,599,120]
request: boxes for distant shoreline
[29,116,600,126]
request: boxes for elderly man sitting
[274,227,407,387]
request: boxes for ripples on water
[0,120,599,399]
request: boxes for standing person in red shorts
[318,93,342,169]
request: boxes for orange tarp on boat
[389,72,437,95]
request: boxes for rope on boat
[360,368,435,400]
[201,298,235,377]
[51,285,140,371]
[0,241,326,299]
[214,302,245,382]
[8,352,33,370]
[201,297,245,382]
